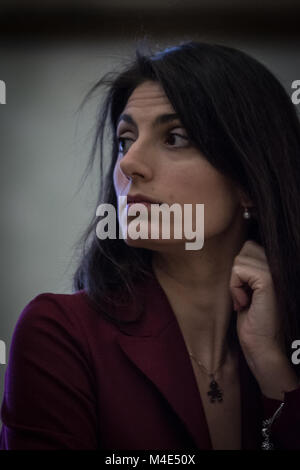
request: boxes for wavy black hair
[72,39,300,372]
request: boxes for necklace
[188,350,227,403]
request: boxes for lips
[127,201,159,210]
[126,194,161,204]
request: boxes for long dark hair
[73,39,300,371]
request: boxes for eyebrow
[116,112,181,130]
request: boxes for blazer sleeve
[0,293,99,450]
[261,384,300,449]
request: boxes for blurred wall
[0,0,300,423]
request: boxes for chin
[123,237,189,254]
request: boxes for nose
[118,140,153,181]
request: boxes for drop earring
[243,207,251,219]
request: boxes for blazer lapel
[238,343,263,449]
[116,275,212,449]
[116,273,263,449]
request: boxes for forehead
[122,81,174,114]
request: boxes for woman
[1,40,300,450]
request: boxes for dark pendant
[207,379,223,403]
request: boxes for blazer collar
[115,273,262,449]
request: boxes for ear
[236,188,254,208]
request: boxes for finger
[233,254,269,272]
[229,264,271,309]
[238,240,267,262]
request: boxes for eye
[117,137,134,155]
[165,132,190,148]
[116,131,190,155]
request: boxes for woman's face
[113,80,244,252]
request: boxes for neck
[151,222,247,372]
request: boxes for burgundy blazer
[1,274,300,450]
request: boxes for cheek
[113,160,127,194]
[205,190,237,225]
[202,180,240,237]
[166,164,221,205]
[171,165,239,233]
